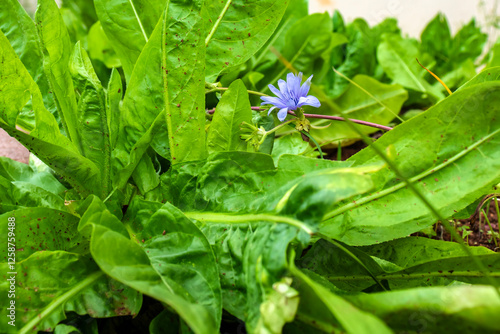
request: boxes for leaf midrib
[127,0,148,42]
[324,126,500,219]
[19,271,104,334]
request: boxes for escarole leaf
[198,221,301,333]
[0,157,66,196]
[320,82,500,246]
[124,198,223,328]
[345,285,500,333]
[458,66,500,90]
[158,152,370,219]
[0,0,58,131]
[69,42,111,198]
[289,254,393,334]
[0,30,100,198]
[35,0,81,150]
[310,75,408,144]
[298,238,499,292]
[0,174,66,214]
[261,12,341,92]
[206,79,252,154]
[0,251,141,334]
[377,34,444,101]
[204,0,289,82]
[113,0,206,189]
[106,68,122,150]
[78,196,218,334]
[0,208,85,262]
[156,153,378,332]
[94,0,167,81]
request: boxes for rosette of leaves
[0,1,500,333]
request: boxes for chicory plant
[0,0,499,333]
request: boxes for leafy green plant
[0,1,499,333]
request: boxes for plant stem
[483,208,499,247]
[184,212,313,235]
[264,119,296,137]
[206,107,393,132]
[288,111,393,131]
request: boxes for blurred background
[17,0,500,42]
[309,0,499,44]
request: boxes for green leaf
[251,0,309,73]
[458,67,500,90]
[487,43,500,68]
[78,196,219,334]
[106,68,122,150]
[88,21,121,68]
[0,251,141,334]
[346,285,500,333]
[311,75,408,144]
[113,1,207,189]
[35,0,82,149]
[0,0,58,131]
[61,0,98,30]
[94,0,167,81]
[450,19,487,66]
[149,309,182,334]
[320,82,500,245]
[377,34,444,100]
[124,198,223,326]
[69,41,111,198]
[299,238,498,292]
[421,13,452,65]
[207,80,252,154]
[271,132,309,164]
[0,157,66,197]
[289,256,393,334]
[0,175,66,213]
[0,208,86,262]
[328,19,376,98]
[199,223,300,333]
[358,236,494,268]
[261,13,344,92]
[204,0,289,82]
[54,324,82,334]
[0,29,101,198]
[160,152,361,216]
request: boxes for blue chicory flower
[261,72,321,122]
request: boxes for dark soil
[430,204,500,252]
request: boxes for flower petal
[277,108,289,122]
[260,96,286,108]
[299,74,313,98]
[286,72,301,99]
[297,95,321,108]
[277,79,289,100]
[267,106,277,115]
[268,84,285,100]
[286,99,298,111]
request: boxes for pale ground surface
[1,0,499,163]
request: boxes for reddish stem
[205,107,393,132]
